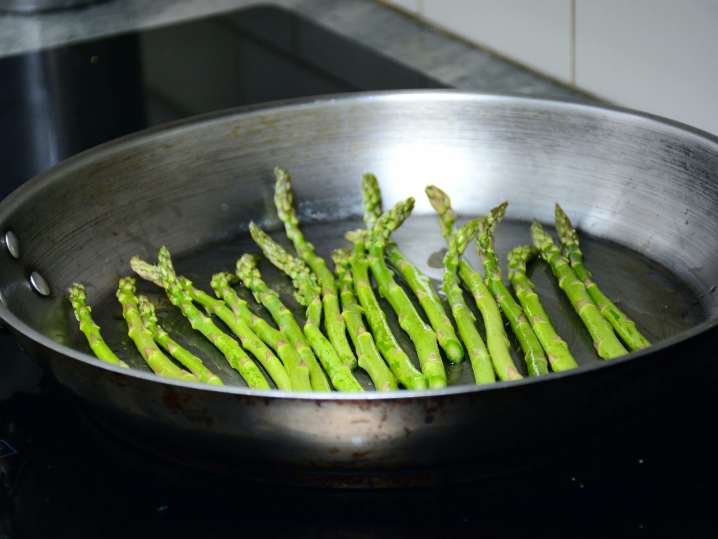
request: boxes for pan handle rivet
[30,271,51,297]
[4,231,20,259]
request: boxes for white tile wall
[381,0,718,135]
[421,0,573,83]
[575,0,718,135]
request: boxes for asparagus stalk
[346,233,427,390]
[425,185,456,240]
[362,172,383,229]
[385,248,464,362]
[237,249,362,391]
[507,245,578,372]
[455,221,522,381]
[367,198,447,388]
[555,204,651,351]
[137,295,223,385]
[131,256,294,391]
[364,174,464,363]
[182,282,292,391]
[332,248,398,391]
[154,248,271,389]
[356,176,426,389]
[116,277,196,382]
[249,224,363,392]
[531,222,628,359]
[234,254,330,391]
[68,283,129,368]
[424,186,495,384]
[477,203,549,377]
[210,272,311,391]
[274,167,357,370]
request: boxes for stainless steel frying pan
[1,91,717,486]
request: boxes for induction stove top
[0,5,715,538]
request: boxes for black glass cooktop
[0,4,442,198]
[0,5,715,539]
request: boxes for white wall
[383,0,718,136]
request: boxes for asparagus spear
[210,272,311,391]
[531,222,628,359]
[507,245,578,372]
[554,204,651,351]
[425,185,456,240]
[332,248,398,391]
[362,172,383,229]
[131,256,294,391]
[249,224,363,392]
[363,174,464,363]
[274,167,357,370]
[455,220,522,381]
[424,186,495,384]
[235,254,330,391]
[68,283,129,368]
[137,295,223,385]
[425,186,519,381]
[367,197,447,388]
[116,277,196,382]
[477,203,549,377]
[153,248,271,389]
[346,232,427,390]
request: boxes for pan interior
[2,93,718,391]
[59,213,705,389]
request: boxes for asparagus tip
[554,203,579,247]
[425,185,456,239]
[69,282,86,299]
[331,247,351,269]
[274,166,289,178]
[137,295,159,326]
[345,229,367,244]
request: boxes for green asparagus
[68,283,129,368]
[367,198,447,388]
[425,186,495,384]
[555,204,650,351]
[332,248,398,391]
[346,232,427,390]
[454,220,522,381]
[477,203,548,377]
[507,245,578,372]
[235,254,330,391]
[131,256,293,391]
[425,185,456,240]
[531,222,628,359]
[274,167,356,370]
[364,174,464,363]
[249,223,363,392]
[361,173,383,229]
[116,277,196,382]
[137,295,223,385]
[210,272,311,391]
[155,248,271,388]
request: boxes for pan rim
[1,89,717,400]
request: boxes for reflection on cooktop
[0,4,443,198]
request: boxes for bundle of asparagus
[69,168,650,393]
[426,186,514,383]
[364,174,464,364]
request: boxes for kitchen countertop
[0,0,587,101]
